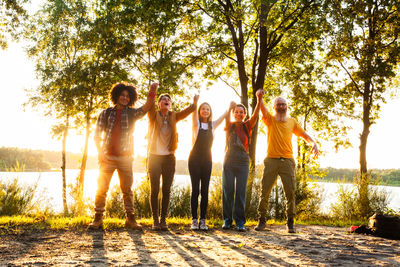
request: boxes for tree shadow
[249,225,398,265]
[2,229,63,265]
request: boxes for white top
[191,108,229,145]
[156,120,172,155]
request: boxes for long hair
[109,82,137,106]
[198,102,213,123]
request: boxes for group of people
[89,81,319,234]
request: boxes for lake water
[1,170,399,214]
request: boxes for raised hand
[229,101,236,110]
[149,82,159,95]
[193,94,200,105]
[256,89,264,99]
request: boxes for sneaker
[237,225,246,232]
[199,219,208,231]
[287,218,296,233]
[255,218,267,231]
[191,219,199,230]
[222,221,232,230]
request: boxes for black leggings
[148,154,176,220]
[188,157,212,220]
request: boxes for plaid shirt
[94,106,145,156]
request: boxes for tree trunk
[245,1,270,214]
[61,114,69,215]
[78,113,91,194]
[359,86,372,217]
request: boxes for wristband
[148,92,156,99]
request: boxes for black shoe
[287,218,296,233]
[255,219,267,231]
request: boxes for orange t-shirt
[262,112,306,158]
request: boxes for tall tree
[25,0,88,214]
[0,0,27,49]
[195,0,318,210]
[69,1,132,193]
[325,0,400,217]
[106,0,201,100]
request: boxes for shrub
[295,172,322,220]
[0,178,36,215]
[0,177,51,216]
[266,182,287,220]
[207,172,223,219]
[330,175,390,221]
[133,177,151,218]
[68,175,92,216]
[105,184,125,218]
[168,184,191,218]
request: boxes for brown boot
[125,213,143,230]
[88,213,103,229]
[160,217,168,231]
[255,218,267,231]
[152,217,161,230]
[287,218,296,233]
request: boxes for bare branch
[338,60,363,95]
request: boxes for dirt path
[1,224,399,266]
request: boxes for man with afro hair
[89,82,158,230]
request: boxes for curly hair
[109,82,137,106]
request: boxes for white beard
[274,113,288,122]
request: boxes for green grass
[0,215,368,232]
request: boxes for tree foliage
[324,0,400,217]
[0,0,27,49]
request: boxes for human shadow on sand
[209,229,293,266]
[128,230,159,266]
[88,229,109,266]
[160,229,225,267]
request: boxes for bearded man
[255,96,319,233]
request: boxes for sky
[0,40,399,169]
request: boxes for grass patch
[0,215,368,232]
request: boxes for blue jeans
[222,151,249,227]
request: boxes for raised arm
[213,101,234,129]
[259,92,269,118]
[140,82,158,113]
[192,96,199,126]
[176,94,199,122]
[224,101,236,130]
[248,89,264,128]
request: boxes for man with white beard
[255,96,319,233]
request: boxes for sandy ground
[1,224,399,266]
